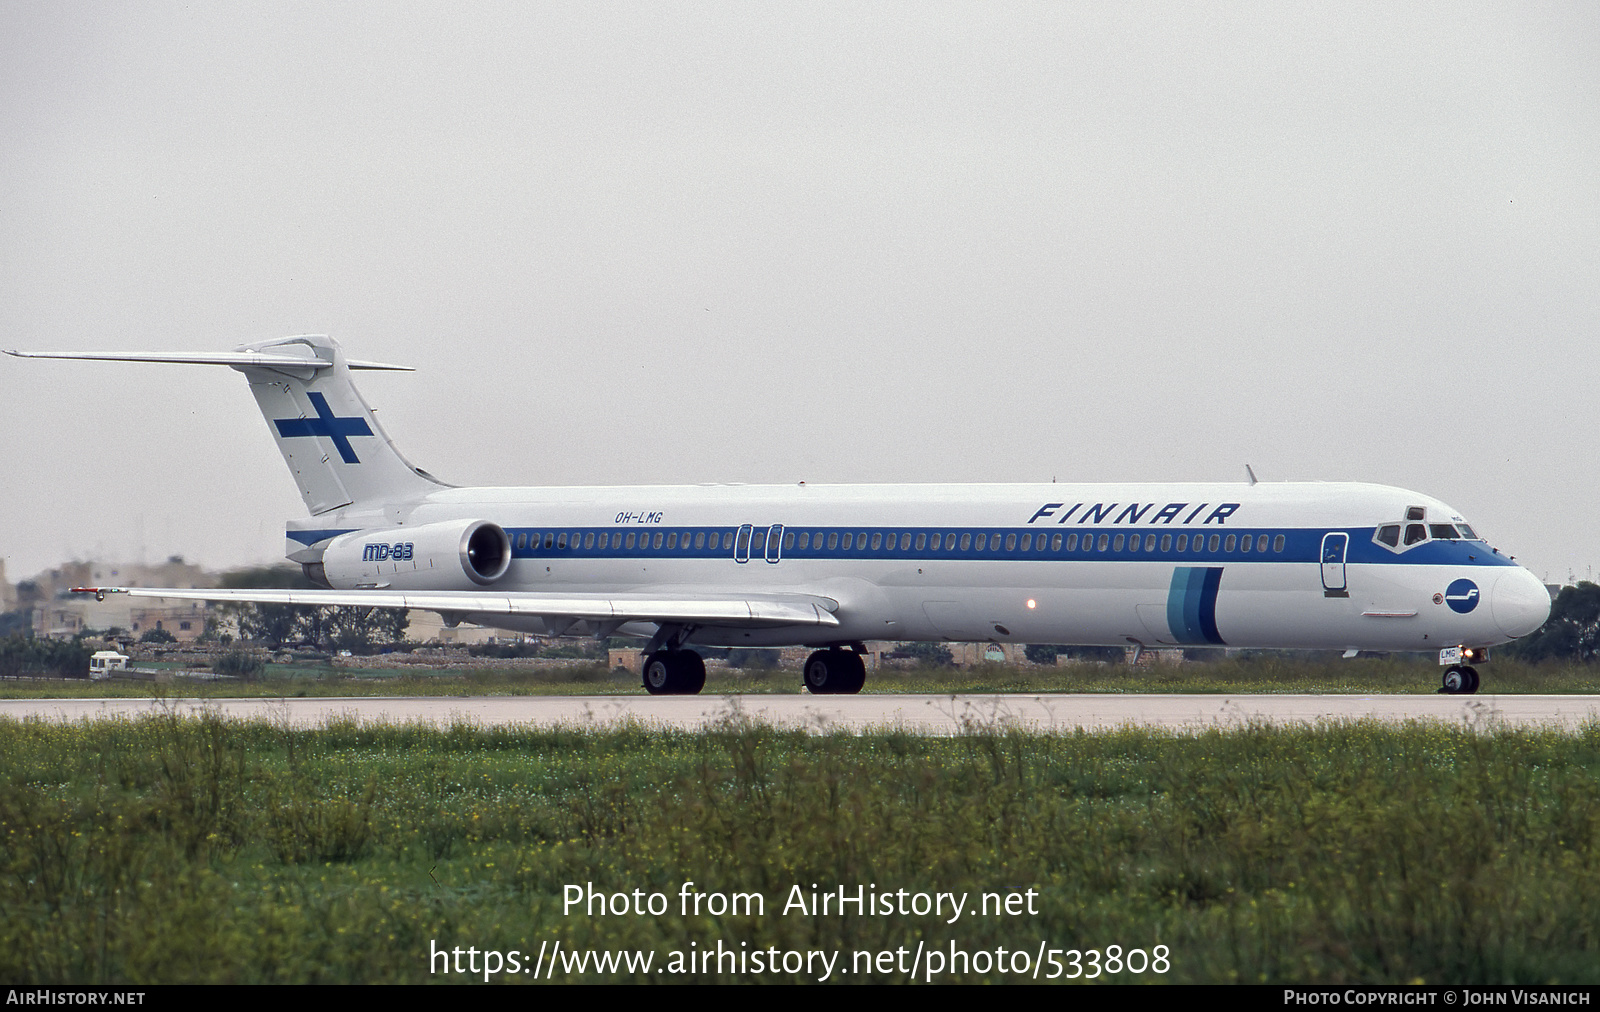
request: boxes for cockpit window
[1377,524,1400,548]
[1404,524,1427,546]
[1458,524,1478,540]
[1429,524,1460,540]
[1406,506,1426,521]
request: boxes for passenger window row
[512,530,736,552]
[508,527,1291,557]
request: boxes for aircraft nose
[1491,569,1552,640]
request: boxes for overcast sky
[2,3,1596,586]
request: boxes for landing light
[1026,599,1037,610]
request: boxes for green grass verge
[4,655,1600,698]
[3,711,1599,983]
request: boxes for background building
[19,556,216,641]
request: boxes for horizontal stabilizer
[9,335,441,512]
[72,587,841,628]
[4,349,412,371]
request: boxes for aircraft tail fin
[7,335,450,514]
[235,335,450,514]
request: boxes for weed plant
[2,710,1598,983]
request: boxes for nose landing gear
[1439,664,1480,695]
[1437,646,1488,695]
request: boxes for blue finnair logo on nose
[1445,578,1480,614]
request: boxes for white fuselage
[290,479,1551,652]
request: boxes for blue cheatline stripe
[1198,567,1225,645]
[1183,568,1207,643]
[284,522,1509,569]
[1167,568,1196,642]
[1167,566,1226,646]
[286,529,358,546]
[504,526,1319,562]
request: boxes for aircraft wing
[70,586,840,628]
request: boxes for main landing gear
[803,648,866,695]
[1440,665,1480,695]
[642,650,706,695]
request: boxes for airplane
[7,334,1551,695]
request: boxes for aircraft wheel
[643,651,677,695]
[1440,665,1468,695]
[1462,665,1480,694]
[803,650,842,694]
[839,651,867,694]
[678,651,706,695]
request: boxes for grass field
[3,708,1599,984]
[4,654,1600,699]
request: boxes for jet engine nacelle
[318,519,512,590]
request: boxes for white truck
[88,650,129,679]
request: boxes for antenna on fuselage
[1245,464,1259,486]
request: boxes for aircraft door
[1321,532,1349,598]
[766,524,784,563]
[735,524,753,563]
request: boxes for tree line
[0,636,90,678]
[216,566,408,653]
[1503,582,1600,663]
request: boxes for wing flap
[72,587,840,628]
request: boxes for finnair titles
[1026,502,1239,526]
[7,335,1551,696]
